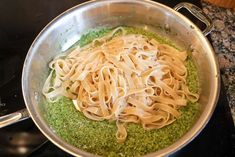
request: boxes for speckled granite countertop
[202,2,235,123]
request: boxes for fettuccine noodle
[43,27,199,143]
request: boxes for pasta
[43,27,199,143]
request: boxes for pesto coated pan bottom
[44,27,199,157]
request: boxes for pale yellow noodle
[43,27,199,143]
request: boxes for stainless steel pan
[0,0,220,156]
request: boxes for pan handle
[174,2,213,36]
[0,108,30,128]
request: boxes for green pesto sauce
[44,27,200,157]
[78,26,178,49]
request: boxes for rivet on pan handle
[174,2,213,36]
[0,108,30,128]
